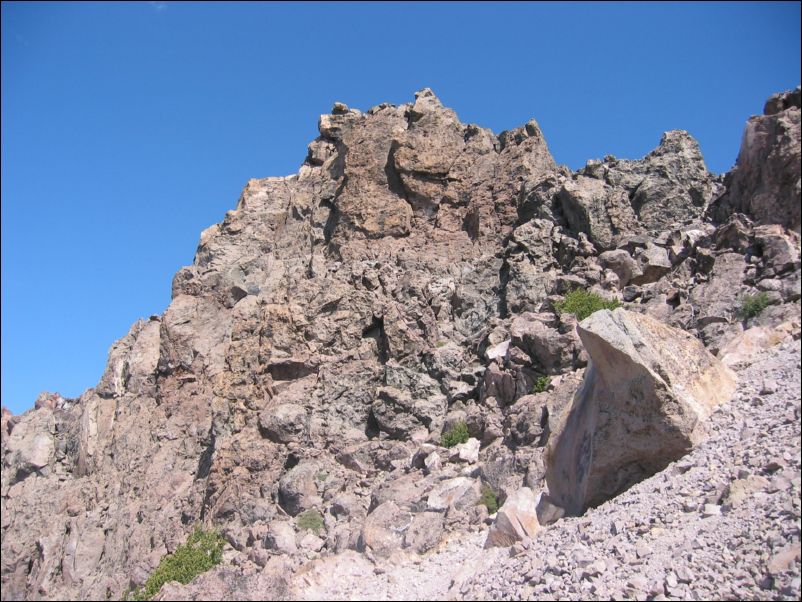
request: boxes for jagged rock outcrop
[2,87,800,601]
[557,130,720,250]
[710,86,801,233]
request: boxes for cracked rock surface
[2,87,800,601]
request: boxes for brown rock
[711,87,801,232]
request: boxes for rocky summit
[2,87,800,601]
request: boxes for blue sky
[2,2,800,414]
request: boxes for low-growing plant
[127,527,224,601]
[739,292,771,319]
[532,375,551,393]
[554,289,621,321]
[478,485,499,514]
[441,421,470,448]
[297,509,324,534]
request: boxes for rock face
[546,309,737,514]
[710,86,801,233]
[1,87,800,601]
[558,130,719,249]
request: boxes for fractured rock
[427,477,481,512]
[259,403,308,443]
[710,87,801,232]
[546,309,737,514]
[485,486,541,548]
[358,501,412,558]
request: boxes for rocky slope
[279,337,800,601]
[2,87,800,601]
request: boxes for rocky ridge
[1,87,800,601]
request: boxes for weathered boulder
[718,321,798,366]
[278,462,323,516]
[258,403,308,443]
[264,521,297,555]
[504,393,551,447]
[546,309,737,515]
[426,477,480,512]
[358,501,412,558]
[449,438,480,464]
[2,409,55,484]
[630,242,672,285]
[598,249,642,288]
[559,176,638,250]
[403,512,445,553]
[371,386,445,440]
[484,486,541,548]
[509,313,584,375]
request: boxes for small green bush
[555,289,621,321]
[297,509,324,534]
[128,527,224,601]
[441,421,470,448]
[739,292,771,319]
[532,375,551,393]
[478,485,499,514]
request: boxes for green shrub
[739,292,771,319]
[128,527,225,601]
[441,421,470,448]
[532,375,551,393]
[297,509,324,534]
[554,289,621,321]
[478,485,499,514]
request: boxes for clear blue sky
[2,2,800,414]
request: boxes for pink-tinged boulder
[547,309,737,515]
[484,486,541,548]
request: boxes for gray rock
[258,403,308,443]
[264,521,297,554]
[598,249,641,288]
[427,477,480,512]
[547,309,737,514]
[403,512,445,553]
[278,462,323,516]
[358,501,412,558]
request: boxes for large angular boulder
[426,477,481,511]
[546,309,737,515]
